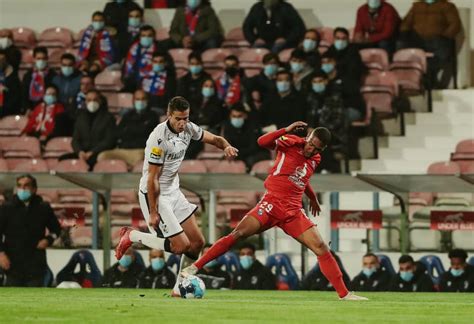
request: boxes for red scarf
[185,7,200,36]
[78,26,115,68]
[124,40,156,80]
[24,102,65,137]
[216,73,241,105]
[0,70,5,107]
[29,69,48,102]
[142,71,167,96]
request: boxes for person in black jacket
[245,53,279,107]
[223,103,269,171]
[301,251,351,291]
[439,249,474,293]
[197,244,232,289]
[0,174,61,287]
[242,0,305,53]
[62,89,116,169]
[0,49,21,117]
[177,52,211,108]
[390,255,434,292]
[233,243,276,290]
[98,89,158,168]
[103,0,142,39]
[299,29,322,70]
[103,247,144,288]
[117,7,144,61]
[138,249,176,289]
[0,29,21,72]
[21,47,56,112]
[350,253,392,291]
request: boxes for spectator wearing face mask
[97,89,158,168]
[439,249,474,292]
[299,29,322,70]
[138,249,176,289]
[0,29,21,72]
[233,243,276,290]
[243,0,306,53]
[22,85,65,144]
[70,75,95,116]
[259,70,307,130]
[390,255,434,292]
[103,0,142,38]
[0,49,21,117]
[52,53,82,106]
[170,0,224,51]
[354,0,400,55]
[0,174,61,287]
[306,71,329,128]
[223,103,269,170]
[77,11,116,76]
[192,78,225,132]
[21,47,56,112]
[177,52,211,107]
[216,55,249,108]
[196,244,232,289]
[117,8,144,61]
[60,89,116,169]
[288,49,314,93]
[350,253,392,291]
[103,247,144,288]
[245,53,279,107]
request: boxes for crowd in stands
[0,0,463,173]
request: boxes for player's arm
[305,183,321,216]
[257,121,308,150]
[201,130,239,159]
[147,163,163,229]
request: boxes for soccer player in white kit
[115,96,238,296]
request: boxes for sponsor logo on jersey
[288,163,308,188]
[167,149,186,161]
[150,147,163,160]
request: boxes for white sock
[173,254,197,293]
[129,230,165,250]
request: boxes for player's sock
[194,234,236,270]
[173,253,197,293]
[129,230,166,250]
[317,251,349,298]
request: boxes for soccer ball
[178,275,206,299]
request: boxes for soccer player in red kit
[182,121,367,300]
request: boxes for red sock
[194,234,237,270]
[317,251,349,298]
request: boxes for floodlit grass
[0,289,472,323]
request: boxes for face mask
[276,81,290,93]
[312,83,326,94]
[202,87,215,98]
[17,189,32,202]
[334,39,348,51]
[128,17,141,28]
[189,65,203,75]
[86,101,100,113]
[152,63,165,73]
[140,36,153,48]
[116,0,126,3]
[367,0,381,10]
[187,0,201,10]
[0,37,12,49]
[44,94,56,105]
[400,271,414,282]
[205,259,219,268]
[61,66,74,77]
[321,63,335,74]
[303,39,316,52]
[92,21,105,31]
[231,117,245,129]
[263,64,277,78]
[425,0,436,4]
[151,257,165,271]
[225,67,239,78]
[134,100,147,112]
[118,255,132,268]
[450,268,464,277]
[362,267,376,278]
[290,62,304,74]
[240,256,254,270]
[35,59,47,70]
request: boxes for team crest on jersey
[150,147,162,159]
[288,163,308,188]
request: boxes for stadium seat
[179,160,207,173]
[238,48,270,69]
[43,137,73,158]
[359,48,389,71]
[362,71,399,97]
[213,160,246,173]
[216,251,241,273]
[36,189,59,204]
[316,27,334,48]
[419,255,445,285]
[390,48,427,93]
[244,68,260,78]
[266,253,299,290]
[93,159,128,173]
[278,48,294,63]
[202,48,234,69]
[460,163,474,174]
[222,27,250,48]
[155,27,170,41]
[48,47,66,68]
[111,190,137,204]
[95,70,123,91]
[250,160,274,174]
[0,159,8,172]
[3,136,41,159]
[0,115,28,136]
[376,254,396,275]
[73,28,86,48]
[169,48,192,69]
[54,159,89,172]
[19,48,34,70]
[197,142,225,160]
[10,27,36,48]
[69,226,92,247]
[218,190,257,207]
[103,92,133,114]
[361,72,399,118]
[451,139,474,170]
[11,158,49,172]
[38,27,74,48]
[427,161,460,175]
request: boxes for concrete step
[432,101,474,114]
[433,89,474,107]
[405,124,474,137]
[414,113,474,125]
[378,148,451,160]
[360,159,434,173]
[388,135,468,149]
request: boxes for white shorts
[138,190,198,238]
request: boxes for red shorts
[247,193,314,238]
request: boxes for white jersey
[139,120,203,195]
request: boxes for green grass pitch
[0,289,473,323]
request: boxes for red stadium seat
[390,49,427,93]
[244,68,260,78]
[133,160,144,173]
[0,159,8,172]
[179,160,207,173]
[38,27,74,48]
[93,159,128,173]
[48,47,66,68]
[111,190,137,204]
[95,70,123,91]
[453,139,474,155]
[361,71,399,118]
[238,48,270,69]
[73,29,86,48]
[0,115,28,136]
[222,27,250,48]
[169,48,193,69]
[460,163,474,174]
[316,27,334,48]
[359,48,389,71]
[104,92,133,114]
[362,71,399,97]
[218,191,257,207]
[20,48,34,70]
[451,139,474,172]
[10,27,36,48]
[43,137,73,159]
[11,158,49,172]
[278,48,294,63]
[427,161,460,174]
[250,160,275,174]
[202,48,234,69]
[54,159,89,172]
[3,136,41,159]
[156,27,170,41]
[213,160,246,173]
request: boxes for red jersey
[258,129,321,211]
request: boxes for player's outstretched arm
[257,121,308,150]
[202,130,239,159]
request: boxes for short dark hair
[240,242,256,253]
[61,53,76,63]
[188,51,203,63]
[46,84,59,93]
[229,102,248,114]
[311,71,327,80]
[398,255,414,264]
[305,28,320,40]
[312,127,331,147]
[168,96,190,112]
[363,253,377,259]
[321,52,336,60]
[16,174,37,189]
[262,53,279,65]
[334,27,349,37]
[224,55,239,63]
[129,7,144,16]
[92,11,104,19]
[276,69,291,78]
[290,49,306,61]
[140,25,156,35]
[448,248,468,261]
[33,46,48,58]
[152,50,167,59]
